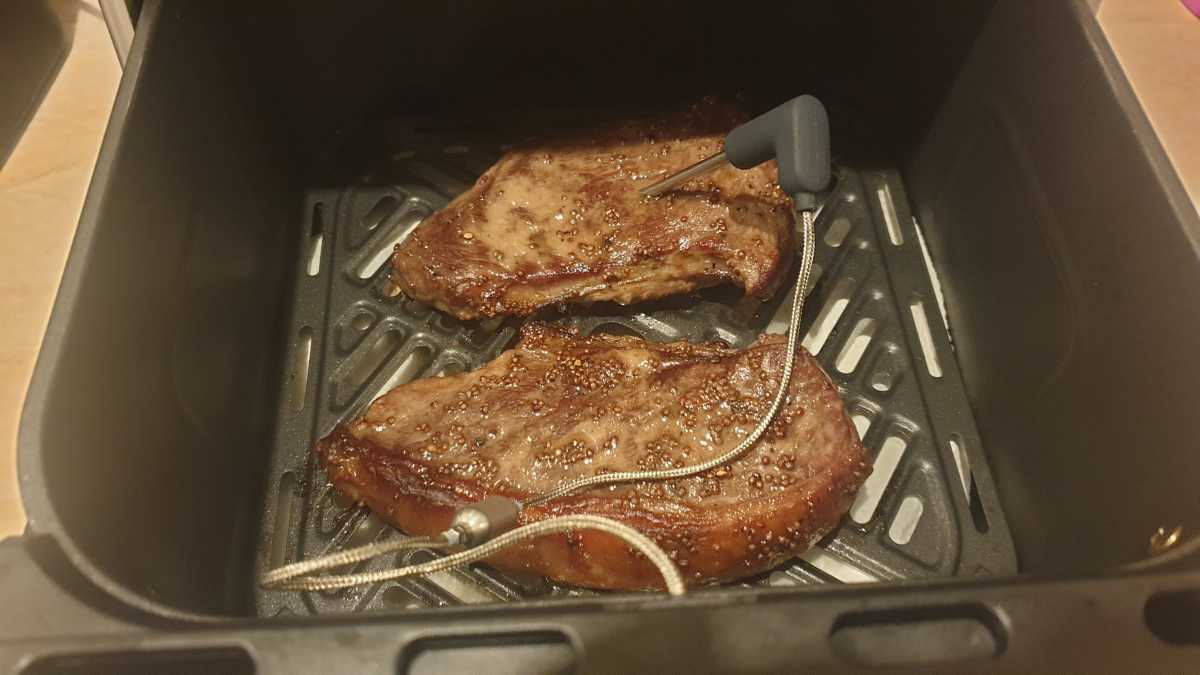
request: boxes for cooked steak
[391,100,794,320]
[318,323,869,590]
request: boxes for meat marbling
[318,323,869,590]
[391,100,794,320]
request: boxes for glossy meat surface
[318,324,869,590]
[391,100,794,319]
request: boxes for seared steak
[318,323,869,590]
[391,100,794,319]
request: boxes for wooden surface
[0,0,1195,538]
[0,0,120,535]
[1099,0,1200,211]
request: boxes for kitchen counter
[0,0,120,536]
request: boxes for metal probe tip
[639,151,729,198]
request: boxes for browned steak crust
[317,324,868,590]
[391,100,794,319]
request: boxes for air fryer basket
[256,134,1016,615]
[11,0,1200,671]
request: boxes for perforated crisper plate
[254,132,1017,616]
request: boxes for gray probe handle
[724,95,830,210]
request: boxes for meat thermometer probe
[640,94,830,210]
[262,96,832,595]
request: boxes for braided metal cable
[260,535,449,588]
[523,208,817,507]
[261,514,685,595]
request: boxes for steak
[318,323,869,590]
[391,100,794,320]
